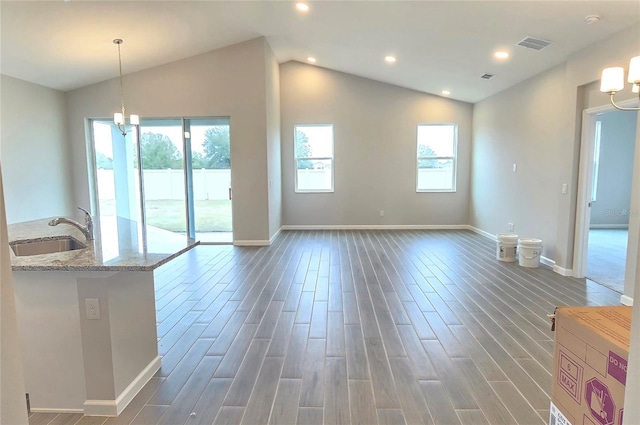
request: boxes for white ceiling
[1,1,639,103]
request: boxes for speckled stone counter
[9,215,198,271]
[10,215,198,415]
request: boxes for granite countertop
[8,216,199,271]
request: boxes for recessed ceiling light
[585,15,600,25]
[441,90,451,96]
[307,57,317,63]
[494,51,509,59]
[384,56,397,64]
[296,3,309,12]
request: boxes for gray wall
[472,65,565,258]
[66,38,275,243]
[0,75,73,223]
[590,111,637,227]
[265,43,282,239]
[472,23,640,270]
[280,62,473,226]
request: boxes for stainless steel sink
[10,237,87,257]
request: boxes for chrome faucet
[48,207,94,241]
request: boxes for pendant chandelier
[113,39,139,135]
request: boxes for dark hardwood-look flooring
[29,230,621,425]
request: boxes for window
[416,124,457,192]
[295,124,334,192]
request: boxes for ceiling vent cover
[517,36,552,50]
[480,73,495,80]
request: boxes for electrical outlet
[508,223,514,232]
[380,210,384,217]
[85,298,101,320]
[562,183,568,194]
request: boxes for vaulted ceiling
[1,1,639,103]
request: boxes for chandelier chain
[117,41,125,119]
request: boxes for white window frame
[416,123,458,193]
[294,124,334,193]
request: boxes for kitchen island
[9,216,198,416]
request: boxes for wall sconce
[600,56,640,111]
[113,39,139,135]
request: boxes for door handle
[229,187,232,200]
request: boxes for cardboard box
[550,306,632,425]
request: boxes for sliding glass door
[187,118,232,243]
[138,119,187,235]
[91,120,142,222]
[90,117,232,243]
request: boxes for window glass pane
[417,124,456,191]
[296,125,333,158]
[417,125,455,157]
[188,119,233,243]
[92,120,142,221]
[417,160,453,191]
[297,159,332,191]
[295,124,334,192]
[139,121,187,235]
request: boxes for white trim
[574,98,638,279]
[234,240,271,246]
[30,408,84,414]
[269,227,282,245]
[83,356,161,416]
[552,264,574,277]
[573,109,598,278]
[540,256,555,268]
[589,224,629,229]
[281,224,470,230]
[467,226,497,241]
[294,124,335,193]
[621,295,634,306]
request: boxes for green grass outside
[146,200,232,232]
[100,199,232,232]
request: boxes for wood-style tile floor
[28,230,621,425]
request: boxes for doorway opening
[574,104,637,295]
[90,117,233,244]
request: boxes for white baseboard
[621,295,634,306]
[83,356,161,416]
[552,264,573,276]
[269,227,282,245]
[233,240,271,246]
[467,226,497,241]
[281,224,470,230]
[30,408,84,414]
[540,256,554,268]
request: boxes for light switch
[513,163,517,172]
[562,184,568,194]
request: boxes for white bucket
[518,238,543,268]
[496,233,518,262]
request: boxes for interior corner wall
[265,41,282,239]
[471,23,640,269]
[0,163,29,425]
[65,38,271,243]
[279,61,473,227]
[589,111,637,227]
[0,75,73,223]
[471,64,565,259]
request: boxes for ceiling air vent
[516,36,552,51]
[480,73,495,80]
